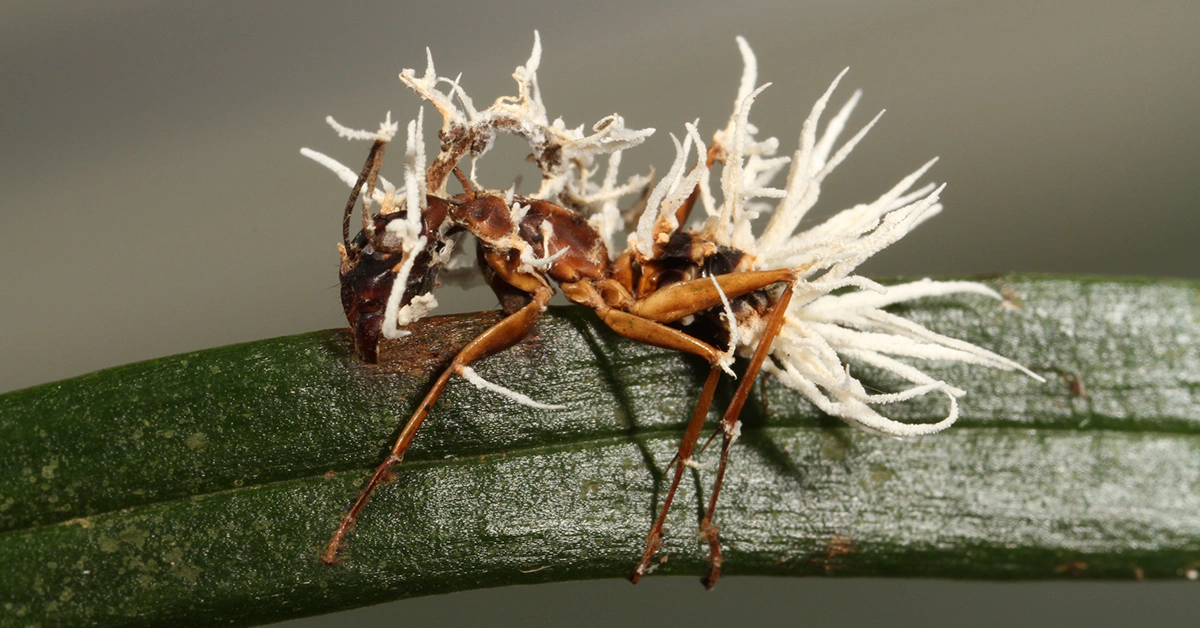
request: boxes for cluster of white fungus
[303,33,1042,436]
[630,36,1044,436]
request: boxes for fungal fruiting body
[302,33,1043,586]
[624,38,1044,438]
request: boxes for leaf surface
[1,275,1198,626]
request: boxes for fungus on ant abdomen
[302,32,1042,588]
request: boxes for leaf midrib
[5,416,1195,540]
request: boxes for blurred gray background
[2,1,1197,626]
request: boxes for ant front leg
[322,285,553,565]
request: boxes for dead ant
[306,33,1042,589]
[325,136,794,588]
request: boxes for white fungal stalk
[634,37,1044,437]
[459,366,565,411]
[303,31,655,265]
[299,113,401,208]
[709,274,740,378]
[379,110,434,340]
[399,30,655,230]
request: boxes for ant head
[340,202,454,363]
[340,216,397,363]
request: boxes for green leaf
[1,275,1198,626]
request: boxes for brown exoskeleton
[308,33,1042,589]
[324,138,796,588]
[335,139,456,363]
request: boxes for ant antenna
[451,167,476,199]
[342,139,388,258]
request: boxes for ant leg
[605,274,798,583]
[322,285,553,565]
[596,307,725,365]
[671,144,725,228]
[451,166,476,197]
[612,251,637,294]
[697,284,794,589]
[630,268,796,324]
[591,307,728,583]
[672,181,701,228]
[657,145,727,239]
[631,368,720,583]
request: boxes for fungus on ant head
[330,144,454,363]
[302,32,1044,588]
[302,111,461,363]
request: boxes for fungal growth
[302,32,1044,587]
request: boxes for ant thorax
[447,191,610,287]
[632,231,753,295]
[629,230,773,347]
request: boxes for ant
[325,134,795,588]
[306,33,1042,589]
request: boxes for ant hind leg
[590,307,730,584]
[630,367,722,583]
[697,283,794,589]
